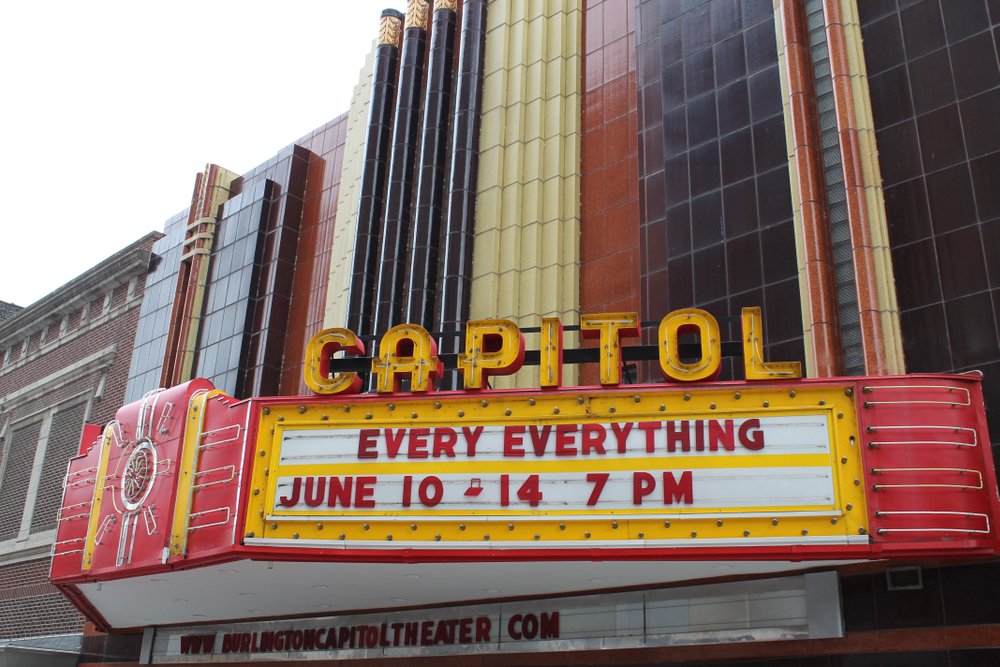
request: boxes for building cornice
[0,232,162,347]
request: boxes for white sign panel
[269,415,835,517]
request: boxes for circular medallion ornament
[120,439,157,512]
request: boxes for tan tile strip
[471,0,583,388]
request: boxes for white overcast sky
[0,1,404,308]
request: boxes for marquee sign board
[245,384,869,550]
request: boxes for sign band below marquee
[144,572,842,663]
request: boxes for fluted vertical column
[778,0,843,377]
[346,9,402,339]
[437,0,488,388]
[405,0,458,326]
[160,163,237,387]
[823,0,904,375]
[373,0,431,335]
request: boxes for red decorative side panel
[52,379,253,584]
[181,391,251,560]
[51,427,105,580]
[85,380,215,576]
[859,375,1000,556]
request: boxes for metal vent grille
[886,566,924,591]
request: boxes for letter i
[402,476,413,507]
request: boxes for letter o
[658,309,721,382]
[418,476,444,507]
[521,614,538,640]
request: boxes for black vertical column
[346,9,402,339]
[437,0,488,388]
[405,0,458,326]
[372,0,431,335]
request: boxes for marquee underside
[73,557,858,629]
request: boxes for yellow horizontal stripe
[269,453,833,475]
[270,505,836,518]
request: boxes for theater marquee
[50,307,1000,632]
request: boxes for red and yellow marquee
[51,309,1000,630]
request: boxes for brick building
[0,233,160,659]
[33,0,1000,665]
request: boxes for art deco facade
[4,0,1000,665]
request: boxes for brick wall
[0,234,159,640]
[0,557,84,640]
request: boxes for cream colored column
[472,0,583,388]
[324,46,377,330]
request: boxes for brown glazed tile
[843,184,866,240]
[917,104,968,172]
[603,158,632,208]
[585,2,603,53]
[753,115,788,171]
[580,254,609,307]
[892,239,943,310]
[926,159,978,236]
[936,225,989,299]
[582,89,606,129]
[971,152,1000,221]
[628,157,640,202]
[876,120,923,185]
[580,210,606,262]
[627,104,639,154]
[761,221,798,282]
[884,177,933,245]
[838,127,864,190]
[603,0,629,44]
[604,75,630,122]
[714,33,746,86]
[947,291,1000,366]
[604,115,630,160]
[780,0,807,46]
[826,23,851,78]
[603,36,629,83]
[582,129,604,169]
[853,243,880,314]
[805,264,839,330]
[585,49,605,91]
[581,166,606,212]
[959,88,1000,158]
[581,0,640,360]
[627,30,638,73]
[788,88,814,149]
[794,145,825,206]
[822,0,843,27]
[951,32,1000,99]
[784,43,812,99]
[800,200,833,260]
[909,48,958,114]
[831,73,855,138]
[900,0,947,59]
